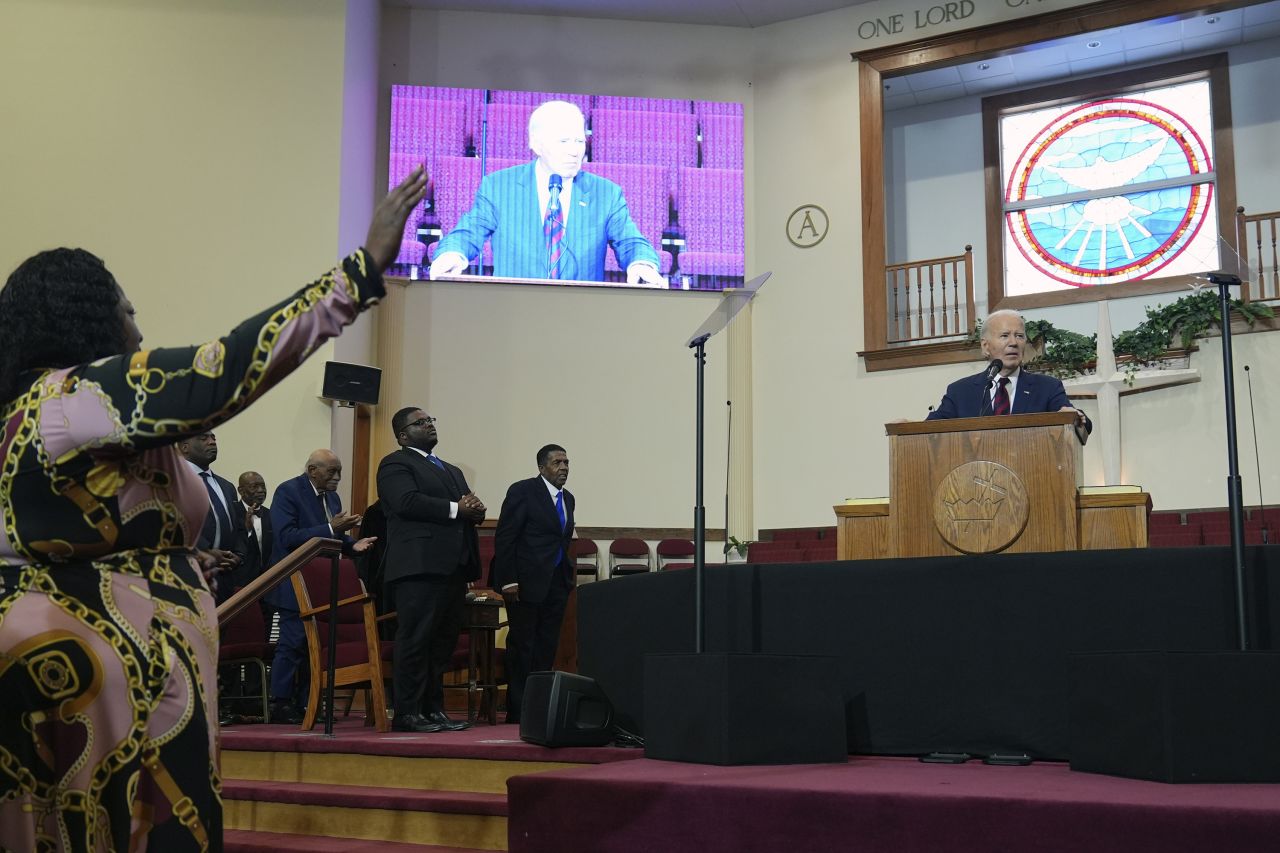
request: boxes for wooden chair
[291,556,393,732]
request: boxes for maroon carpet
[507,755,1280,852]
[219,717,642,764]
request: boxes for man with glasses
[377,407,486,733]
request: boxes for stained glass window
[999,78,1219,296]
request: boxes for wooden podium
[836,412,1149,559]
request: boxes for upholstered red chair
[570,537,601,583]
[608,538,651,577]
[217,597,274,721]
[656,538,696,571]
[291,556,394,732]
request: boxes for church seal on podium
[933,460,1029,554]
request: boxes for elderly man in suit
[178,431,247,603]
[377,407,486,733]
[493,444,575,725]
[927,309,1091,441]
[266,449,375,723]
[429,100,664,284]
[231,471,274,591]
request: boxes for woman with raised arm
[0,166,427,852]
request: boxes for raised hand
[365,164,429,273]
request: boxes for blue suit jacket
[265,473,355,610]
[926,369,1091,434]
[435,161,659,281]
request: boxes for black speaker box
[321,361,382,405]
[1069,651,1280,782]
[519,671,615,747]
[643,653,847,765]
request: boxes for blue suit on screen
[265,473,356,704]
[434,160,659,281]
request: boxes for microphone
[978,358,1004,416]
[1244,365,1269,544]
[549,173,563,193]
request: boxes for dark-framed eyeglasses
[408,416,437,428]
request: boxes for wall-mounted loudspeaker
[322,361,382,406]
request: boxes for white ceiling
[884,1,1280,111]
[388,0,875,28]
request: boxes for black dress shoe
[269,701,304,725]
[425,710,471,731]
[392,713,445,733]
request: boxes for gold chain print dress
[0,251,384,852]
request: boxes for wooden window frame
[983,54,1236,311]
[857,0,1254,371]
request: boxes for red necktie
[545,175,564,279]
[993,377,1011,416]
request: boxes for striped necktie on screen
[993,377,1011,416]
[544,173,564,279]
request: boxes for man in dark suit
[178,431,247,603]
[927,309,1091,442]
[231,470,274,591]
[266,449,375,723]
[377,407,485,733]
[493,444,575,725]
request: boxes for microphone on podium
[549,173,563,193]
[984,358,1004,383]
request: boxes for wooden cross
[1063,301,1199,485]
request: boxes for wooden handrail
[216,537,343,626]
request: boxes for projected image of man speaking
[429,100,665,285]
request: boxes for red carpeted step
[222,779,508,815]
[224,829,487,852]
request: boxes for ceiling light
[978,62,991,71]
[1086,40,1102,49]
[1205,16,1218,24]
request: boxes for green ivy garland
[969,291,1274,381]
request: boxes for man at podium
[927,310,1091,439]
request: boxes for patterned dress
[0,251,384,852]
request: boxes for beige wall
[1,0,351,498]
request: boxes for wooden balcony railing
[885,245,975,345]
[216,536,343,626]
[1237,206,1280,303]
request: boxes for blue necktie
[429,454,445,470]
[555,490,566,567]
[200,471,233,549]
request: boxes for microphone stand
[692,336,708,653]
[1210,273,1250,651]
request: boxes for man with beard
[377,408,485,733]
